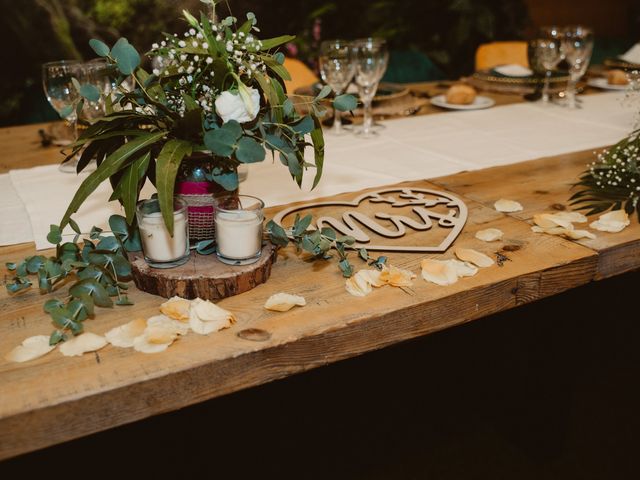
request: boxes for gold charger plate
[604,58,640,71]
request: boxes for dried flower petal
[105,318,148,348]
[359,269,385,287]
[552,211,588,224]
[454,247,494,268]
[60,332,107,357]
[379,265,415,287]
[420,259,459,286]
[5,335,56,363]
[264,293,307,312]
[533,213,574,230]
[133,315,185,353]
[475,228,504,242]
[563,229,597,240]
[589,210,630,233]
[345,271,374,297]
[494,199,523,213]
[160,296,191,322]
[448,259,478,277]
[190,298,236,334]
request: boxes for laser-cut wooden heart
[272,188,468,252]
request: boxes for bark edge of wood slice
[129,243,278,300]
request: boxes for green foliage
[571,130,640,220]
[266,214,369,278]
[60,8,355,236]
[5,215,137,345]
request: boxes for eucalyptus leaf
[47,224,62,245]
[204,128,236,157]
[211,171,239,191]
[196,239,216,255]
[79,84,101,102]
[236,137,265,163]
[89,38,110,57]
[111,37,141,75]
[333,94,358,112]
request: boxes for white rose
[215,88,261,124]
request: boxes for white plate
[587,78,630,91]
[430,95,495,111]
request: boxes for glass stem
[333,109,343,134]
[362,99,373,135]
[542,71,551,104]
[566,78,577,109]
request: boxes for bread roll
[607,69,628,86]
[445,84,477,105]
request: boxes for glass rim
[42,60,82,68]
[214,194,264,213]
[136,197,188,215]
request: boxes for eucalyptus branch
[266,214,375,278]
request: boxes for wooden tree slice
[129,243,278,300]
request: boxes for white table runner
[1,91,636,250]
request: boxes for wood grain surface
[431,148,640,279]
[0,94,636,460]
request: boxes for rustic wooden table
[0,89,637,460]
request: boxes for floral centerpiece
[61,4,354,235]
[5,3,356,345]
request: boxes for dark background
[2,270,639,478]
[1,0,638,126]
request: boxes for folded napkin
[492,64,533,77]
[0,174,33,246]
[619,43,640,64]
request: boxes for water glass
[528,37,562,104]
[561,26,594,108]
[353,38,389,138]
[319,40,356,135]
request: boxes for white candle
[215,210,262,260]
[139,211,188,262]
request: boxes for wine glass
[528,37,562,104]
[42,60,81,172]
[353,38,389,138]
[318,40,355,135]
[561,26,594,108]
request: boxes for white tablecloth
[1,91,636,250]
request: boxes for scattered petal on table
[420,259,459,286]
[448,259,479,277]
[160,296,191,322]
[264,293,307,312]
[475,228,504,242]
[379,265,415,287]
[60,332,107,357]
[345,270,375,297]
[133,315,185,353]
[454,247,494,268]
[494,199,523,213]
[590,210,630,233]
[105,318,148,348]
[5,335,56,363]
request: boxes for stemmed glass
[353,38,389,138]
[528,34,563,104]
[561,26,594,108]
[42,60,81,172]
[318,40,356,135]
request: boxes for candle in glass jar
[214,195,264,265]
[136,198,190,268]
